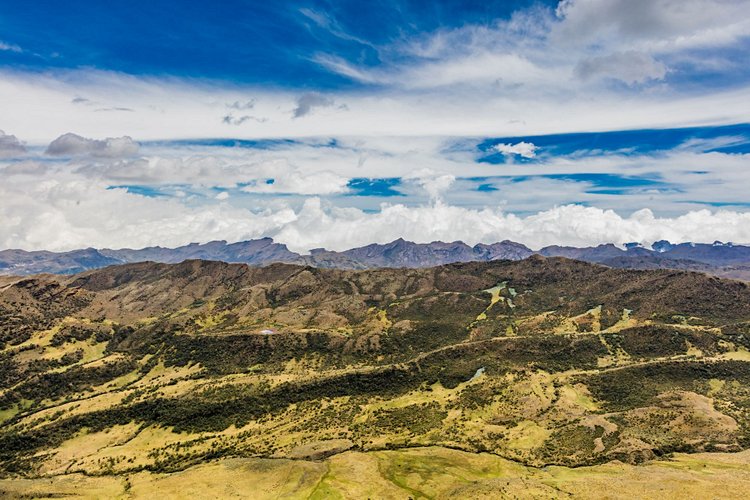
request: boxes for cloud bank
[0,126,746,253]
[2,167,749,253]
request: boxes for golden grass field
[2,446,750,499]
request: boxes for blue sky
[1,0,750,251]
[0,1,552,85]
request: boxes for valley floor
[2,446,750,499]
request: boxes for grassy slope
[1,258,750,494]
[2,446,750,499]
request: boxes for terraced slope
[1,256,750,495]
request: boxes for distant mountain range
[2,237,750,280]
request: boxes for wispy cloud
[0,41,22,53]
[312,0,750,91]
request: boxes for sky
[1,0,750,252]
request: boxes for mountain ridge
[2,237,750,280]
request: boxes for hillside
[1,256,750,497]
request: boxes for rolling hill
[1,256,750,497]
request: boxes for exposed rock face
[330,238,534,268]
[101,237,304,266]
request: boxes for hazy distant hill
[2,238,749,280]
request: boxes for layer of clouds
[1,133,749,252]
[11,131,749,212]
[45,133,139,158]
[1,67,749,144]
[0,130,26,157]
[2,164,750,252]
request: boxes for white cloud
[408,171,456,202]
[46,133,139,158]
[493,141,538,158]
[311,0,750,104]
[240,167,350,195]
[13,133,747,213]
[0,174,297,251]
[1,68,750,144]
[293,92,336,118]
[575,51,668,84]
[244,201,750,252]
[316,51,554,89]
[554,0,750,50]
[0,130,26,157]
[0,41,22,53]
[312,54,381,84]
[1,160,49,175]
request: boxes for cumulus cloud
[45,133,140,158]
[408,171,456,201]
[0,175,296,251]
[0,130,26,158]
[293,92,335,118]
[493,141,538,158]
[271,200,750,253]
